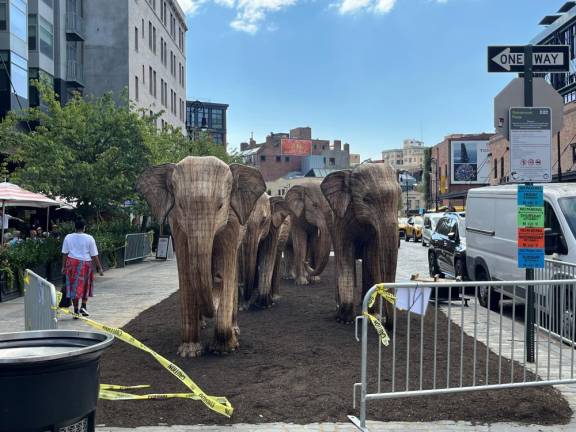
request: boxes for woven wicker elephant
[137,156,265,357]
[321,163,400,324]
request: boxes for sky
[182,0,567,160]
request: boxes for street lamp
[189,100,207,140]
[430,157,439,212]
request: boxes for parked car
[398,217,408,239]
[466,185,576,317]
[422,213,444,247]
[405,216,423,242]
[428,213,467,280]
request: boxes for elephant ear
[229,164,267,225]
[285,185,305,217]
[321,170,352,218]
[136,164,176,224]
[270,197,290,228]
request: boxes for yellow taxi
[405,216,424,242]
[398,217,408,240]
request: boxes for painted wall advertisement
[281,139,312,156]
[450,140,491,184]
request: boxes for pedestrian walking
[61,219,104,317]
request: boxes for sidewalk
[0,258,179,334]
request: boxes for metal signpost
[488,44,568,363]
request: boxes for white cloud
[178,0,205,14]
[336,0,395,14]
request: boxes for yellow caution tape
[364,284,396,347]
[53,293,233,417]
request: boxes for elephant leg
[253,232,278,308]
[307,233,321,284]
[211,219,242,354]
[271,250,282,300]
[291,225,309,286]
[282,246,295,280]
[334,231,356,324]
[364,237,395,330]
[172,230,203,358]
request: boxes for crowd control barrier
[24,269,58,331]
[349,279,576,431]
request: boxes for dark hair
[74,219,86,231]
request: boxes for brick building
[430,133,495,208]
[239,127,351,182]
[490,101,576,185]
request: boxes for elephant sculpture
[137,156,266,357]
[285,180,333,285]
[253,197,290,307]
[321,163,400,324]
[239,195,290,308]
[274,216,292,292]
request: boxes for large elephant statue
[321,163,400,324]
[252,197,290,308]
[285,180,333,285]
[137,156,266,357]
[274,216,292,293]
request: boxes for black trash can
[0,330,114,432]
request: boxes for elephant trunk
[188,235,215,318]
[305,221,331,277]
[243,232,260,302]
[376,221,398,283]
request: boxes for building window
[135,75,139,101]
[135,26,138,51]
[329,157,335,166]
[500,157,504,179]
[163,1,167,25]
[211,109,223,129]
[211,133,223,145]
[0,1,6,31]
[493,159,497,179]
[39,17,53,59]
[28,14,36,51]
[275,156,281,162]
[153,26,157,53]
[153,70,157,97]
[10,0,26,41]
[260,155,266,162]
[148,21,152,49]
[10,51,28,98]
[148,66,152,94]
[285,156,290,162]
[141,18,144,38]
[142,64,145,84]
[41,0,52,7]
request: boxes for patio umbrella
[0,182,59,244]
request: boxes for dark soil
[96,259,572,427]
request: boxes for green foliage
[0,81,238,223]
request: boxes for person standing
[61,219,104,317]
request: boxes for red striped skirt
[65,257,94,301]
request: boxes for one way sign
[488,45,570,73]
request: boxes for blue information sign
[518,248,545,269]
[517,185,544,207]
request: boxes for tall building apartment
[532,3,576,103]
[186,100,228,146]
[381,138,428,177]
[2,0,187,130]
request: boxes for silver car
[422,213,444,247]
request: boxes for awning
[0,182,59,208]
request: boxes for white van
[466,184,576,309]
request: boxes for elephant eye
[217,203,224,210]
[364,195,374,204]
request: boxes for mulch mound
[96,259,572,427]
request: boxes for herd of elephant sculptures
[137,156,400,358]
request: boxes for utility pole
[405,172,409,216]
[558,131,562,182]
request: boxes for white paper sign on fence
[395,287,432,316]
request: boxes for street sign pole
[524,44,536,364]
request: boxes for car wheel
[553,284,576,341]
[422,239,427,247]
[476,268,499,311]
[428,252,441,278]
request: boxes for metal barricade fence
[124,232,153,264]
[24,269,58,331]
[349,279,576,432]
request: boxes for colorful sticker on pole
[517,185,544,269]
